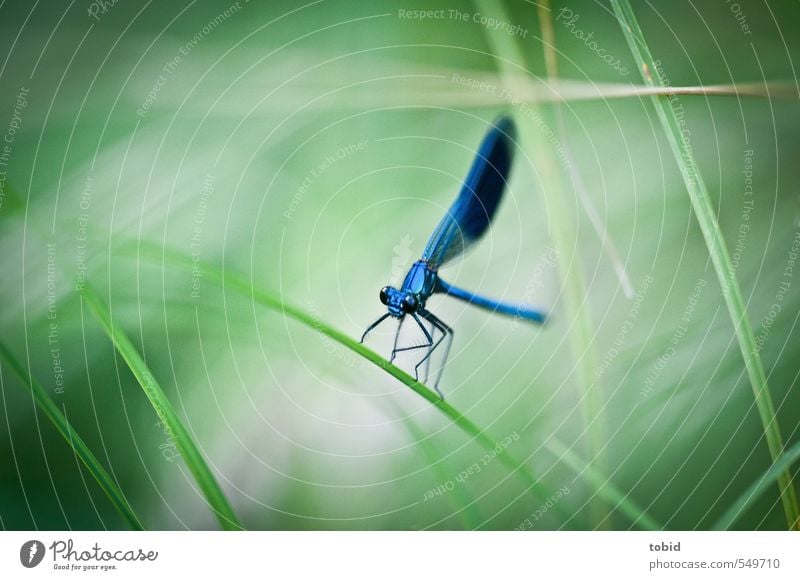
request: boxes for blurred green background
[1,0,799,530]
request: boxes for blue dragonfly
[361,117,547,398]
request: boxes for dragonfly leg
[390,314,433,364]
[434,320,454,399]
[360,313,391,343]
[423,319,435,384]
[389,317,404,363]
[417,309,454,399]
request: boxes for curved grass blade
[81,286,243,531]
[610,0,800,530]
[545,437,660,530]
[126,241,661,529]
[392,408,484,530]
[129,245,563,515]
[0,341,143,530]
[713,438,800,530]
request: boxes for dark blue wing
[421,116,516,270]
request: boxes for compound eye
[402,294,418,312]
[379,286,390,305]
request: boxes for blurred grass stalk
[610,0,800,530]
[0,341,143,530]
[473,0,609,527]
[81,286,243,531]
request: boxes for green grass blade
[127,241,662,529]
[610,0,800,530]
[81,286,243,531]
[472,0,608,525]
[393,409,484,530]
[545,437,660,530]
[132,244,560,509]
[713,438,800,530]
[0,341,144,530]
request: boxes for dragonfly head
[380,286,418,317]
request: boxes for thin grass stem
[610,0,799,530]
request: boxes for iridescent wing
[421,116,515,270]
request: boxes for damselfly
[361,117,547,398]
